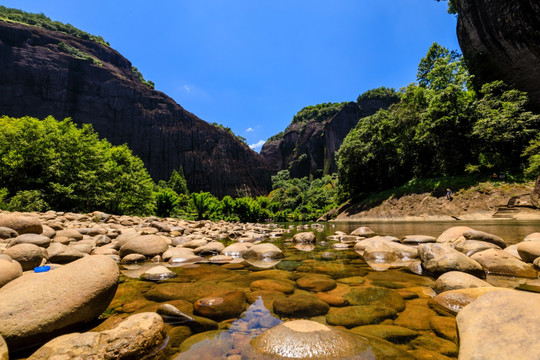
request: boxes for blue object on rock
[34,265,51,273]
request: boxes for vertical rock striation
[456,0,540,111]
[0,21,271,197]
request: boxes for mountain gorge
[0,19,271,198]
[261,90,400,179]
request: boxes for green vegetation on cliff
[58,41,102,66]
[291,102,348,125]
[0,6,109,46]
[337,43,540,201]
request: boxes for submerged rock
[250,320,375,359]
[326,306,397,328]
[273,293,330,318]
[193,290,246,321]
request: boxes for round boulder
[350,226,376,237]
[193,290,246,321]
[250,320,375,359]
[418,243,484,277]
[457,289,540,360]
[0,214,42,235]
[242,243,284,260]
[434,271,493,293]
[437,226,474,244]
[0,255,119,351]
[463,229,506,248]
[517,241,540,263]
[140,265,177,281]
[273,294,330,318]
[292,232,316,244]
[27,312,166,360]
[0,335,6,360]
[3,243,47,271]
[119,235,169,258]
[8,234,51,248]
[0,258,22,288]
[0,227,17,240]
[471,248,537,278]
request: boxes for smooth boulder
[28,312,166,360]
[0,214,42,235]
[471,248,537,278]
[418,243,484,277]
[0,255,119,350]
[250,320,375,359]
[434,271,493,293]
[3,243,47,271]
[0,258,22,288]
[457,290,540,360]
[119,235,169,258]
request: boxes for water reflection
[174,297,282,360]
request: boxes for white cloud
[246,127,254,132]
[183,85,191,92]
[249,140,266,151]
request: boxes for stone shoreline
[0,210,539,359]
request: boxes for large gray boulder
[457,289,540,359]
[418,243,484,277]
[28,312,166,360]
[0,255,119,350]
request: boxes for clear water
[104,220,540,359]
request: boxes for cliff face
[261,97,398,178]
[456,0,540,111]
[0,21,271,197]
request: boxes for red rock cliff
[0,21,271,197]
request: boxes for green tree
[167,168,189,195]
[0,116,154,215]
[191,192,213,220]
[472,81,540,171]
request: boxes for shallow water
[102,220,540,359]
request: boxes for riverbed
[96,220,540,360]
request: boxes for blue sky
[2,1,459,151]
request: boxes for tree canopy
[337,43,540,200]
[0,116,154,214]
